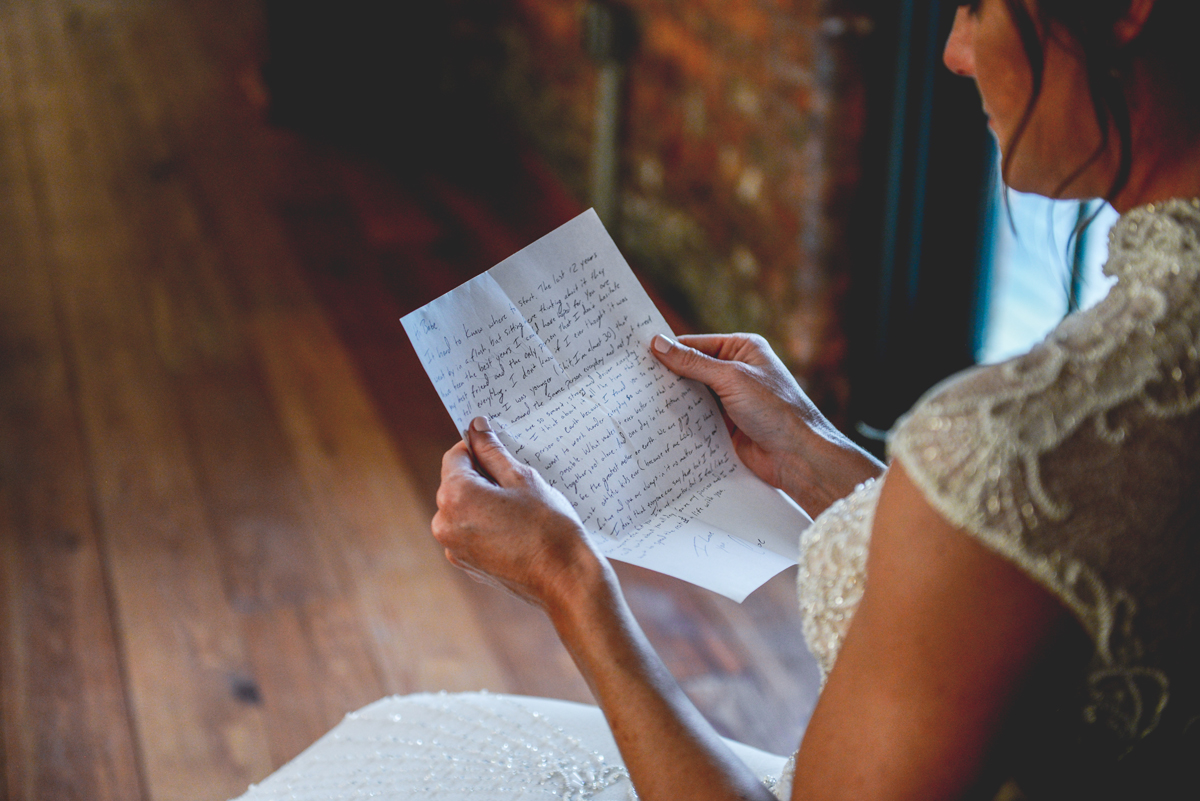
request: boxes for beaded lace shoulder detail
[889,198,1200,743]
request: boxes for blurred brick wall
[491,0,871,417]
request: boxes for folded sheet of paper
[401,210,810,601]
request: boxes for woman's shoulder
[891,198,1200,525]
[886,198,1200,757]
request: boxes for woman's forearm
[780,417,885,517]
[547,559,779,801]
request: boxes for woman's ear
[1114,0,1156,46]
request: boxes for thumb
[651,334,733,390]
[466,416,522,485]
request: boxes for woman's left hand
[432,416,604,610]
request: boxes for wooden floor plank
[250,305,513,693]
[277,206,597,704]
[63,0,341,616]
[0,1,822,796]
[0,14,147,800]
[119,0,522,707]
[48,0,410,778]
[61,9,398,770]
[8,3,275,797]
[240,598,385,767]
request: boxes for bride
[235,1,1200,798]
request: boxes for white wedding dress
[233,200,1200,800]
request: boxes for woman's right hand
[651,333,883,516]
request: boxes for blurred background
[0,0,1117,799]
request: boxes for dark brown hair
[991,0,1200,201]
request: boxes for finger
[674,333,740,357]
[466,416,524,486]
[678,333,775,366]
[441,440,476,482]
[651,334,737,388]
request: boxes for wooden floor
[0,1,820,799]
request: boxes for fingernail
[471,416,492,432]
[653,334,676,353]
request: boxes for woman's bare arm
[790,461,1069,800]
[433,424,1071,801]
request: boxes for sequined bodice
[800,199,1200,795]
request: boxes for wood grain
[0,1,820,798]
[56,5,399,772]
[7,3,273,797]
[0,14,146,800]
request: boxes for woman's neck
[1112,140,1200,213]
[1110,65,1200,213]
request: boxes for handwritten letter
[402,210,810,601]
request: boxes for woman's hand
[435,418,777,801]
[651,333,882,516]
[433,417,608,610]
